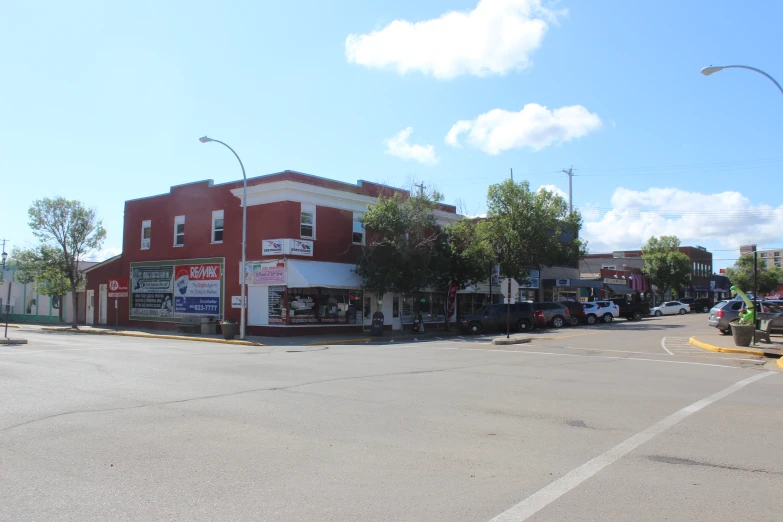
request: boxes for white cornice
[230,180,461,223]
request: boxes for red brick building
[84,171,460,335]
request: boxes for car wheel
[551,316,564,328]
[655,310,662,317]
[468,321,482,335]
[720,328,731,335]
[702,306,709,313]
[586,314,597,325]
[602,313,613,323]
[569,316,579,326]
[516,319,531,332]
[632,311,642,321]
[678,309,686,315]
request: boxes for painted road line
[456,347,747,369]
[488,371,776,522]
[660,337,674,355]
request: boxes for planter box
[730,322,755,347]
[220,322,237,340]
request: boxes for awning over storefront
[287,260,362,289]
[604,283,632,294]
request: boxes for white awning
[287,260,362,289]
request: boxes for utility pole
[510,168,513,181]
[414,182,426,197]
[561,166,574,214]
[1,239,11,339]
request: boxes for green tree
[11,245,72,322]
[725,254,783,295]
[432,217,495,291]
[355,191,444,298]
[641,236,691,300]
[481,180,585,281]
[28,197,106,328]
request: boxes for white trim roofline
[230,180,462,224]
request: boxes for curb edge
[688,336,767,356]
[40,327,264,346]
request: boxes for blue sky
[2,0,782,269]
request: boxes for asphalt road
[2,314,782,521]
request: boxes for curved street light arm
[719,65,783,97]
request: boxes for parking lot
[2,314,781,521]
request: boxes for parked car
[708,300,783,335]
[459,302,537,335]
[650,301,690,316]
[678,297,714,313]
[594,300,620,323]
[533,309,547,328]
[608,297,649,321]
[533,302,571,328]
[581,302,604,325]
[561,301,587,326]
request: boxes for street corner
[688,336,773,357]
[40,326,264,346]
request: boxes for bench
[755,312,783,344]
[177,316,202,334]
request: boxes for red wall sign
[108,278,129,298]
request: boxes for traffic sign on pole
[500,278,519,298]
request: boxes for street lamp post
[700,65,783,97]
[701,64,782,332]
[199,136,248,340]
[2,248,11,339]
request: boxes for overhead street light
[700,64,783,97]
[199,136,248,340]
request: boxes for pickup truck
[609,297,649,321]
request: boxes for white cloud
[537,184,568,200]
[446,103,602,155]
[345,0,563,79]
[87,246,122,262]
[384,127,439,165]
[581,187,783,253]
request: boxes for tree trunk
[59,296,64,323]
[70,283,78,329]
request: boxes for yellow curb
[688,336,767,356]
[40,327,263,346]
[778,357,783,370]
[305,338,372,346]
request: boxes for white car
[650,301,690,316]
[594,301,620,322]
[582,301,617,324]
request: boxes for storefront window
[268,286,286,324]
[288,288,318,324]
[319,288,350,324]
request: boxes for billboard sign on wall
[130,258,224,321]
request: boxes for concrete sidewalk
[9,322,469,347]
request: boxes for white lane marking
[489,371,775,522]
[661,337,674,355]
[456,348,745,369]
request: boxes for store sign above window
[555,279,571,287]
[261,238,314,257]
[604,278,626,285]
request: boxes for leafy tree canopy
[641,235,691,298]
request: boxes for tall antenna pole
[510,168,513,181]
[561,166,574,214]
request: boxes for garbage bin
[201,316,217,335]
[371,311,384,336]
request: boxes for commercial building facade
[84,171,462,335]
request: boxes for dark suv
[679,297,713,313]
[561,301,587,325]
[459,302,536,334]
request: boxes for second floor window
[174,215,185,246]
[141,220,151,249]
[212,210,224,243]
[352,212,364,245]
[300,204,315,239]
